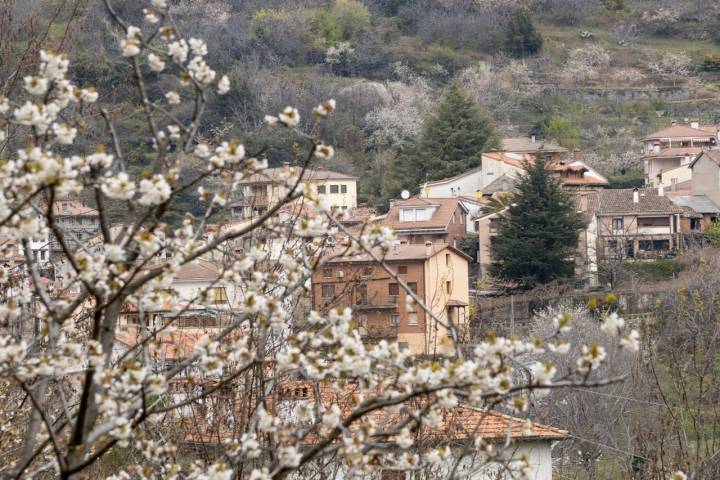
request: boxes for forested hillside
[4,0,720,211]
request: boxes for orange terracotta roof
[180,381,567,445]
[51,200,99,216]
[323,243,472,263]
[116,326,230,361]
[644,124,718,141]
[482,151,534,169]
[175,258,222,282]
[642,146,703,159]
[383,197,468,231]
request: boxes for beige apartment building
[311,243,470,355]
[231,166,358,219]
[642,120,720,186]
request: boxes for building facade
[231,166,358,219]
[311,243,470,355]
[383,197,469,247]
[642,121,720,186]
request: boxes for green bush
[621,259,684,281]
[702,54,720,72]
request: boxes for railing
[637,226,671,235]
[363,321,399,338]
[233,195,269,207]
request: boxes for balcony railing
[363,322,399,339]
[233,195,269,207]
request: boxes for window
[612,218,623,231]
[398,265,408,275]
[398,342,409,351]
[691,218,701,231]
[638,217,669,227]
[388,283,399,296]
[209,287,228,304]
[317,185,326,194]
[407,282,417,294]
[354,284,368,305]
[362,265,373,276]
[322,268,332,278]
[446,281,452,294]
[390,314,400,327]
[407,312,418,325]
[452,212,456,224]
[330,185,339,194]
[340,184,347,193]
[321,284,335,298]
[445,253,450,266]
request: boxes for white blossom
[620,330,640,352]
[314,143,334,159]
[217,75,230,95]
[189,38,208,56]
[168,39,189,63]
[23,76,49,96]
[121,26,142,57]
[165,91,181,105]
[278,107,300,127]
[147,53,165,72]
[52,123,77,145]
[138,174,172,206]
[102,172,136,200]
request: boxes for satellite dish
[400,190,410,200]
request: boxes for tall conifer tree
[390,82,498,195]
[490,159,586,287]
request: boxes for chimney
[658,182,664,197]
[573,148,582,161]
[671,119,677,126]
[632,188,639,203]
[531,135,536,144]
[425,241,433,257]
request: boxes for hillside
[3,0,720,209]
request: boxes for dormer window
[399,207,433,222]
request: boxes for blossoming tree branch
[0,1,643,479]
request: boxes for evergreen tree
[505,8,543,58]
[490,159,586,288]
[389,82,498,198]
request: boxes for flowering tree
[0,2,644,479]
[561,46,611,84]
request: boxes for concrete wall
[426,169,482,198]
[419,248,469,354]
[691,155,720,207]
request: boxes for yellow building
[231,165,358,219]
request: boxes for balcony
[637,226,671,235]
[355,297,398,310]
[233,195,269,207]
[363,320,399,339]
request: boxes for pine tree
[490,159,586,288]
[505,8,543,58]
[389,82,498,197]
